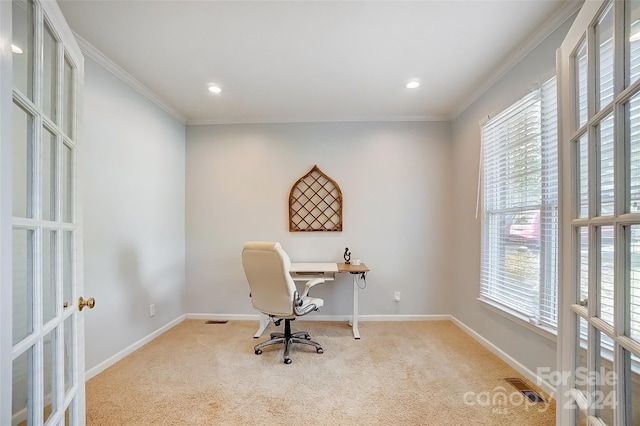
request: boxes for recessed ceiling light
[208,85,222,94]
[406,81,420,89]
[11,44,23,54]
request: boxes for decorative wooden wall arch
[289,165,343,232]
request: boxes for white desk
[253,262,370,339]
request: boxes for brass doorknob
[78,297,95,311]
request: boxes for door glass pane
[600,225,615,326]
[598,114,615,216]
[63,55,74,138]
[577,40,588,128]
[64,405,70,425]
[578,409,588,426]
[64,315,74,393]
[63,231,72,307]
[631,224,640,343]
[43,21,57,123]
[42,127,56,221]
[629,93,640,212]
[596,3,614,110]
[580,227,589,304]
[12,347,32,425]
[629,0,640,86]
[578,134,589,217]
[12,0,33,99]
[44,329,57,423]
[597,331,615,424]
[13,228,33,344]
[43,229,56,324]
[62,144,73,223]
[631,353,640,426]
[13,103,33,218]
[576,316,589,395]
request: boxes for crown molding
[187,114,450,126]
[74,33,187,124]
[451,0,584,120]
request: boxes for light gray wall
[185,121,452,317]
[81,57,186,372]
[450,17,575,375]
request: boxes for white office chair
[242,241,325,364]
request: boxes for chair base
[254,318,323,364]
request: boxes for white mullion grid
[53,223,64,421]
[561,3,614,425]
[612,3,626,424]
[569,38,587,417]
[618,333,640,356]
[68,311,78,424]
[587,15,600,420]
[616,2,640,424]
[617,219,631,426]
[49,11,66,422]
[592,314,616,337]
[588,416,609,425]
[572,303,590,317]
[69,136,77,225]
[66,49,79,144]
[53,134,65,422]
[11,306,68,362]
[66,49,78,227]
[63,383,78,423]
[564,40,581,426]
[53,13,63,133]
[29,0,45,423]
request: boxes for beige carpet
[86,320,555,425]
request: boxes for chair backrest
[242,242,296,317]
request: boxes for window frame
[479,75,559,337]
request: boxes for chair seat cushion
[294,296,324,316]
[302,296,323,310]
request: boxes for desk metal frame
[253,262,369,339]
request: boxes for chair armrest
[299,277,325,300]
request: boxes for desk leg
[254,314,269,338]
[351,274,360,339]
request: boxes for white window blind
[480,77,558,329]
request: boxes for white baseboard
[185,313,451,322]
[358,314,451,321]
[450,316,555,397]
[185,313,260,321]
[85,315,186,380]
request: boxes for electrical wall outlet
[394,292,401,302]
[149,304,155,317]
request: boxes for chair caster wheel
[304,335,311,340]
[317,348,323,354]
[255,349,262,355]
[284,358,292,364]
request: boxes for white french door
[1,0,87,425]
[559,0,640,425]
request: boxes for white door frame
[1,0,85,424]
[1,0,15,424]
[558,0,640,425]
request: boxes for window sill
[477,297,557,343]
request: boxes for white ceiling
[57,0,580,124]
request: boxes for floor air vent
[205,320,228,324]
[505,378,546,403]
